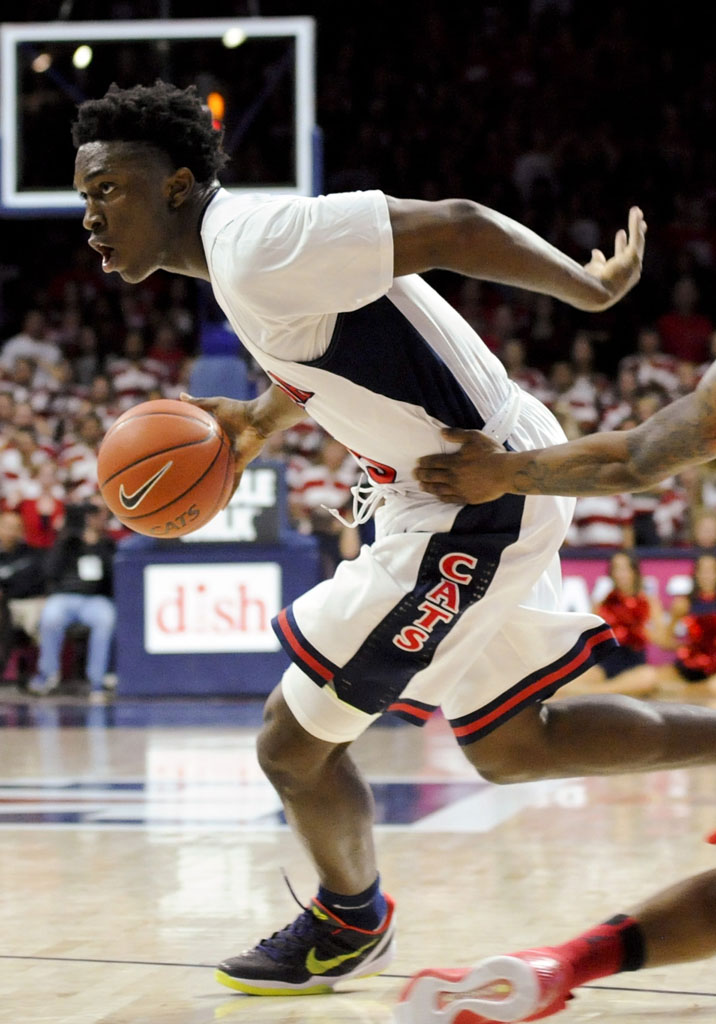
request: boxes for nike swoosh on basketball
[119,461,173,510]
[305,938,378,975]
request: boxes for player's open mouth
[98,244,116,270]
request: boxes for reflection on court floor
[3,691,716,1023]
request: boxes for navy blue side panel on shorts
[326,495,526,715]
[271,496,525,712]
[449,623,618,746]
[601,645,646,679]
[305,297,487,429]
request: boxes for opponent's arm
[388,198,646,312]
[415,373,716,504]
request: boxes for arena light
[31,51,52,72]
[72,44,93,69]
[207,90,226,130]
[222,27,246,48]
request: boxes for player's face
[74,141,177,284]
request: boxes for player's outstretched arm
[415,373,716,504]
[388,198,646,312]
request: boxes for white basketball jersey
[200,188,564,505]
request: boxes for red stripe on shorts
[453,627,613,740]
[388,701,434,721]
[276,609,334,683]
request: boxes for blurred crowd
[0,2,715,693]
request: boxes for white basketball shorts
[273,487,616,746]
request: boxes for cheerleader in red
[555,550,665,698]
[662,554,716,691]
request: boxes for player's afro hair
[71,80,228,184]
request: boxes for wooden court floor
[2,690,716,1024]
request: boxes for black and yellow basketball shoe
[216,894,396,995]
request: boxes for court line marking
[0,956,715,999]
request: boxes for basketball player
[71,82,716,1009]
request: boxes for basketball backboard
[0,17,316,214]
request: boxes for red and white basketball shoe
[394,949,575,1024]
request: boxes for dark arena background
[3,4,716,1023]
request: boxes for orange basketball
[97,399,235,538]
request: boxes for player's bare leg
[216,684,395,995]
[462,693,716,783]
[257,684,377,894]
[632,868,716,964]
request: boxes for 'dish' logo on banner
[144,563,281,653]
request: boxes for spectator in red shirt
[657,275,714,364]
[14,462,66,549]
[146,321,187,382]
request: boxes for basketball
[97,399,235,538]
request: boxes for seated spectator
[28,502,116,699]
[3,355,38,404]
[553,550,666,699]
[674,359,699,398]
[10,462,66,549]
[688,506,716,551]
[650,478,689,546]
[73,325,103,388]
[548,361,600,434]
[619,325,679,397]
[480,302,521,353]
[146,321,187,382]
[657,275,714,365]
[288,435,361,579]
[164,277,196,341]
[0,509,47,683]
[569,331,612,403]
[77,374,120,432]
[106,328,164,410]
[498,337,552,404]
[12,399,40,432]
[31,358,86,433]
[598,365,638,431]
[565,490,635,549]
[0,309,62,387]
[0,393,15,432]
[59,412,103,503]
[0,426,48,495]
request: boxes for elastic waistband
[482,380,522,445]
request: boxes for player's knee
[256,686,341,791]
[461,704,550,784]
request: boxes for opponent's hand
[180,392,266,497]
[582,206,647,310]
[414,428,514,504]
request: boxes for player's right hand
[180,393,266,495]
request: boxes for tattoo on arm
[510,384,716,498]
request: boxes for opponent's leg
[461,694,716,783]
[395,870,716,1023]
